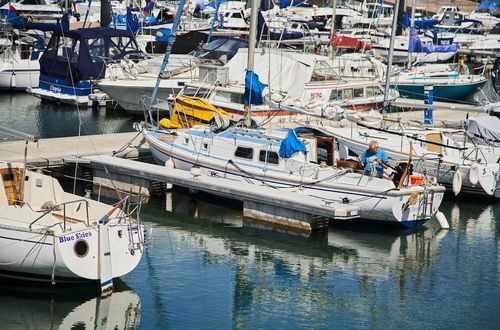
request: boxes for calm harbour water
[0,93,499,329]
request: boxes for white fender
[452,171,462,196]
[10,72,16,88]
[435,211,449,230]
[469,163,479,186]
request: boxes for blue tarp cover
[475,1,500,13]
[244,70,266,106]
[408,27,459,53]
[279,129,307,158]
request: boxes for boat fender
[435,211,450,230]
[10,72,16,88]
[469,163,479,186]
[452,171,462,196]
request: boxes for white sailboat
[0,126,144,291]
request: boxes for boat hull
[144,130,444,226]
[394,80,486,102]
[0,223,143,283]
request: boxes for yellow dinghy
[159,96,233,129]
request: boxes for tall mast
[329,0,338,60]
[243,0,261,127]
[383,0,400,110]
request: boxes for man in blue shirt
[359,140,389,178]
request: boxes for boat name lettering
[310,92,322,98]
[59,232,92,243]
[50,85,62,93]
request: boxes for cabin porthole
[74,239,89,258]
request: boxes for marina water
[0,93,498,329]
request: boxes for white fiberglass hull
[0,222,143,282]
[143,129,445,227]
[0,64,39,90]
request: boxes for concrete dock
[83,155,361,232]
[0,132,149,166]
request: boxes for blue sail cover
[408,27,459,53]
[279,129,307,158]
[244,70,266,105]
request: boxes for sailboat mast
[383,0,400,109]
[329,0,338,60]
[243,0,261,127]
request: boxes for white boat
[136,122,445,227]
[0,31,43,90]
[0,159,145,288]
[468,33,500,52]
[0,125,144,291]
[372,35,458,64]
[309,116,500,198]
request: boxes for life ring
[159,134,176,142]
[452,171,462,196]
[469,163,479,186]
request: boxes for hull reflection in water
[0,281,141,329]
[153,190,445,279]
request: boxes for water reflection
[0,93,135,141]
[144,190,461,328]
[0,280,141,329]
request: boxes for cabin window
[353,88,364,98]
[342,89,353,99]
[235,146,254,159]
[365,86,379,97]
[259,150,279,164]
[232,12,243,18]
[184,138,189,145]
[202,143,209,150]
[213,91,243,104]
[56,38,79,63]
[183,87,210,98]
[330,90,341,100]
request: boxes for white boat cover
[225,48,314,96]
[467,115,500,147]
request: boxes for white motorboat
[136,122,445,227]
